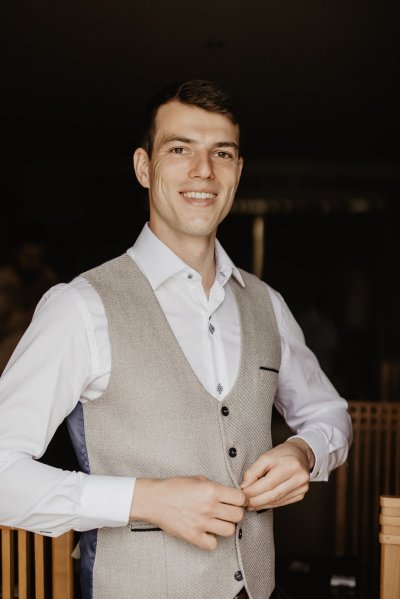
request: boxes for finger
[247,477,308,507]
[217,485,248,507]
[206,518,236,538]
[214,504,245,524]
[244,464,309,498]
[248,490,308,511]
[248,482,309,509]
[241,454,272,488]
[243,469,292,499]
[197,532,218,551]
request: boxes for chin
[187,219,218,234]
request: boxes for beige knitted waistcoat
[81,254,281,599]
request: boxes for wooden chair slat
[34,532,46,599]
[1,526,76,599]
[52,531,74,599]
[17,529,30,599]
[1,527,14,599]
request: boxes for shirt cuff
[287,431,330,481]
[78,474,136,530]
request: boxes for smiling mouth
[181,192,217,200]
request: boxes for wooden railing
[0,527,75,599]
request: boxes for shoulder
[32,276,106,340]
[36,276,98,313]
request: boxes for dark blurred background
[1,1,400,597]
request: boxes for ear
[133,148,150,189]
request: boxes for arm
[0,281,244,546]
[0,282,134,536]
[241,287,352,510]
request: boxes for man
[0,80,352,599]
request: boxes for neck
[149,224,217,297]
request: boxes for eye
[216,150,233,159]
[170,147,186,154]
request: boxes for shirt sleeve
[0,283,135,536]
[267,285,353,481]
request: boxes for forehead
[153,100,240,146]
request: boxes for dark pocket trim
[129,527,162,532]
[260,366,279,374]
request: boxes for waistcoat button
[221,406,229,416]
[234,570,243,581]
[238,528,243,539]
[229,447,237,458]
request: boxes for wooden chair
[334,401,400,596]
[0,526,75,599]
[380,496,400,598]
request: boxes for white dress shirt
[0,224,352,536]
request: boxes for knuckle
[207,536,218,550]
[225,523,236,537]
[300,471,310,483]
[203,481,217,499]
[235,507,245,522]
[239,490,248,504]
[195,475,207,482]
[294,472,308,487]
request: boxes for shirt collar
[214,239,245,288]
[127,223,245,291]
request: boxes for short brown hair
[140,79,240,158]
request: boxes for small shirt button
[229,447,237,458]
[234,570,243,582]
[217,383,223,394]
[187,273,193,279]
[238,528,243,539]
[208,322,215,334]
[221,406,229,416]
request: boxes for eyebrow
[161,136,240,152]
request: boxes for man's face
[134,100,243,245]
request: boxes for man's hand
[130,476,247,550]
[240,439,314,510]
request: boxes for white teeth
[182,192,216,200]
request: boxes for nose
[188,151,214,179]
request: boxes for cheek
[151,161,181,189]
